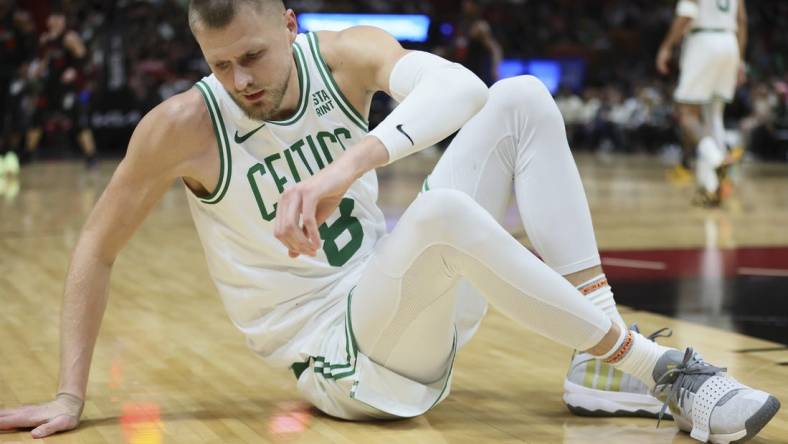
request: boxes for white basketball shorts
[675,31,740,104]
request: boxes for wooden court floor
[1,152,787,443]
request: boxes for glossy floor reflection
[601,247,788,345]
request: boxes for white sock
[597,323,628,361]
[577,274,626,329]
[598,329,673,390]
[696,137,724,192]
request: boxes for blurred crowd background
[1,0,787,165]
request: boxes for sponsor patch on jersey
[312,89,335,117]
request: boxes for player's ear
[285,9,298,42]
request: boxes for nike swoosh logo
[396,124,414,146]
[234,123,266,144]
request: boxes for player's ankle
[601,331,675,390]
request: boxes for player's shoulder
[312,26,405,92]
[313,26,401,66]
[143,87,210,139]
[133,87,214,161]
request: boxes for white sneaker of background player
[652,348,781,444]
[696,137,725,193]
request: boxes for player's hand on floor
[0,393,84,438]
[274,162,353,259]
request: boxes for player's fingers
[0,412,44,430]
[273,191,291,238]
[274,192,300,252]
[655,55,665,73]
[300,197,320,254]
[0,407,22,417]
[302,225,319,256]
[0,405,35,418]
[284,193,312,254]
[31,415,78,439]
[0,414,21,429]
[0,413,23,429]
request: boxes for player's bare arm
[274,25,488,258]
[736,0,748,84]
[657,0,697,75]
[737,0,747,59]
[273,26,403,257]
[57,30,86,84]
[0,89,214,439]
[63,30,86,59]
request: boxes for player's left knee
[488,75,562,122]
[410,189,484,243]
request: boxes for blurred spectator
[0,0,36,168]
[24,8,97,167]
[2,0,786,162]
[450,0,503,86]
[741,79,788,160]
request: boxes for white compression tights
[702,98,727,151]
[430,76,602,272]
[697,98,729,192]
[350,76,611,384]
[436,75,606,345]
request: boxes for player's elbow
[446,65,489,120]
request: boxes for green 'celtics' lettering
[319,198,364,267]
[317,131,337,163]
[264,153,288,193]
[247,164,276,221]
[305,135,326,169]
[716,0,729,11]
[289,140,314,175]
[283,149,302,183]
[246,126,355,227]
[334,127,351,151]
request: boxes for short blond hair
[188,0,285,31]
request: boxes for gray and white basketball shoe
[563,325,672,418]
[652,348,781,444]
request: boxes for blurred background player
[657,0,747,206]
[24,7,97,168]
[0,0,34,177]
[453,0,502,87]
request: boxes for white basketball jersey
[186,33,386,368]
[691,0,738,31]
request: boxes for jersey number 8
[319,197,364,267]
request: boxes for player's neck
[268,53,300,121]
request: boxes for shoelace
[653,347,726,427]
[646,327,672,341]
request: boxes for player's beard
[231,63,293,121]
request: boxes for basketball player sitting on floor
[0,1,779,442]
